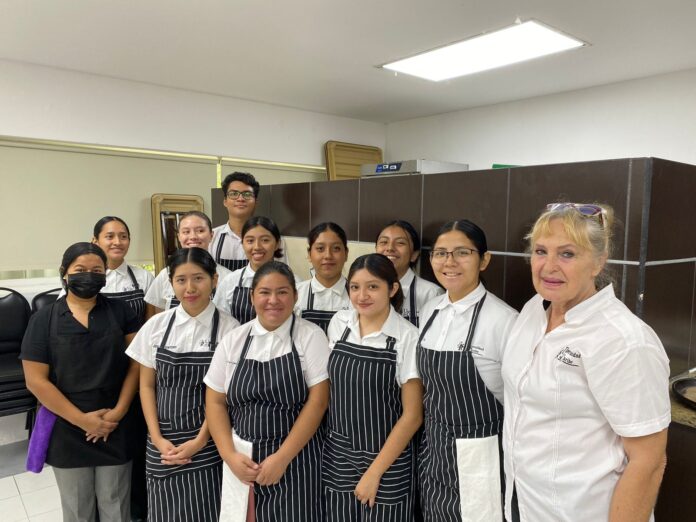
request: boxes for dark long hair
[347,253,403,313]
[167,247,217,280]
[242,216,283,259]
[93,216,130,239]
[59,242,107,288]
[377,220,421,267]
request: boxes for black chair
[31,287,62,314]
[0,288,36,422]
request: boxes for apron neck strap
[126,265,140,290]
[215,232,226,263]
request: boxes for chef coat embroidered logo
[457,341,472,352]
[556,347,581,366]
[199,339,215,348]
[470,344,484,356]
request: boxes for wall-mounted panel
[310,179,359,241]
[359,175,422,243]
[422,169,509,251]
[269,183,310,237]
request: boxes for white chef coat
[58,262,153,298]
[400,268,444,323]
[502,284,671,522]
[419,283,518,404]
[212,265,255,314]
[204,314,330,393]
[126,301,240,368]
[295,275,351,314]
[327,307,420,386]
[144,264,232,310]
[209,222,289,265]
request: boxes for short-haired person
[127,248,240,521]
[418,220,517,521]
[210,172,260,271]
[145,211,232,314]
[21,242,141,522]
[205,261,329,521]
[323,254,423,521]
[376,220,444,326]
[213,216,284,324]
[295,222,351,333]
[502,203,670,522]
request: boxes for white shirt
[501,285,670,522]
[295,276,351,314]
[58,262,153,298]
[419,283,517,404]
[327,307,420,386]
[144,264,232,310]
[204,314,330,393]
[209,222,290,265]
[400,268,444,323]
[212,265,255,313]
[126,302,240,368]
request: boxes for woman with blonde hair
[502,203,670,522]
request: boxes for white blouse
[327,307,421,386]
[295,275,351,314]
[144,264,232,310]
[126,302,240,368]
[419,283,518,404]
[400,268,444,323]
[501,285,670,522]
[211,265,255,313]
[204,314,330,393]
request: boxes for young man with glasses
[209,172,259,271]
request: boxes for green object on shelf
[492,164,520,169]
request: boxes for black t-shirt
[21,294,141,365]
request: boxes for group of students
[19,172,671,522]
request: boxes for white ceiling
[2,0,696,123]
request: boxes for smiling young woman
[295,222,351,333]
[205,261,329,522]
[127,247,240,522]
[145,211,233,314]
[322,253,423,521]
[212,216,284,324]
[502,203,670,522]
[375,220,443,326]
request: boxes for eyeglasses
[430,247,478,262]
[546,202,606,227]
[226,190,255,201]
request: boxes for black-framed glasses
[546,202,606,227]
[430,247,478,262]
[226,190,255,201]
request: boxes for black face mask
[64,272,106,299]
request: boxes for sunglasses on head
[546,202,606,227]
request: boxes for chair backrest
[0,288,31,355]
[31,288,62,314]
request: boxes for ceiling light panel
[383,20,585,82]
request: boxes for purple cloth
[26,406,57,473]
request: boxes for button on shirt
[126,302,240,368]
[295,276,351,314]
[58,262,154,298]
[501,285,670,522]
[327,307,420,386]
[419,283,518,404]
[211,265,255,314]
[144,264,232,310]
[204,314,330,393]
[400,268,444,323]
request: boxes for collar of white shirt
[221,222,241,240]
[561,283,615,325]
[435,282,486,314]
[109,261,130,278]
[310,275,346,296]
[399,268,415,292]
[251,313,294,339]
[174,300,216,327]
[346,306,404,341]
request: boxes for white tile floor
[0,467,62,521]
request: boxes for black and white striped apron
[300,287,338,334]
[226,315,324,521]
[214,232,249,272]
[102,265,146,322]
[146,309,223,522]
[323,328,414,521]
[402,277,418,326]
[229,267,255,324]
[418,294,504,521]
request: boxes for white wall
[0,59,385,166]
[386,68,696,170]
